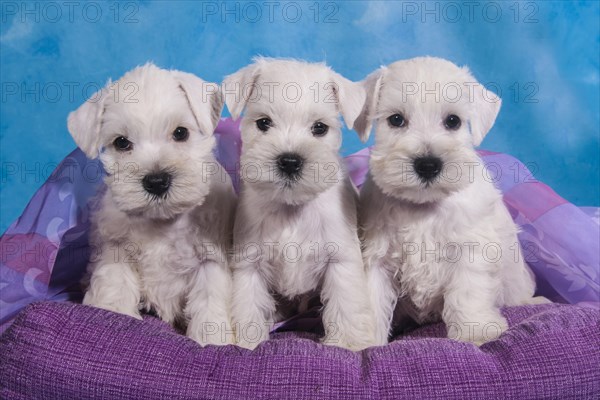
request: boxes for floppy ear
[67,85,108,159]
[470,84,502,146]
[329,71,367,131]
[353,68,384,142]
[222,63,260,120]
[172,71,224,136]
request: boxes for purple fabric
[1,301,599,399]
[1,118,599,333]
[0,150,102,331]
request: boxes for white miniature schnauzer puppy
[68,63,236,346]
[223,58,376,350]
[355,57,536,346]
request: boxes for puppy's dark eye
[444,114,461,130]
[173,127,189,142]
[256,118,272,132]
[113,136,132,151]
[311,122,329,137]
[388,113,407,128]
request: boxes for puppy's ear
[353,68,384,142]
[173,71,224,135]
[330,71,367,131]
[67,86,108,159]
[470,84,502,146]
[222,64,259,120]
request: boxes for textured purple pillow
[1,301,599,399]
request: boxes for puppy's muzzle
[142,172,172,196]
[413,156,442,181]
[276,153,304,179]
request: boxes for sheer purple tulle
[1,118,598,332]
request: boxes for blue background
[1,0,599,233]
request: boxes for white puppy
[223,58,375,350]
[68,64,236,346]
[355,57,536,346]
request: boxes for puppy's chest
[126,219,204,275]
[383,208,459,311]
[260,216,329,297]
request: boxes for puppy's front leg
[83,258,142,320]
[442,261,507,346]
[366,258,398,346]
[231,263,276,350]
[321,250,376,351]
[186,261,234,346]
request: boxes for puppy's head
[68,63,224,219]
[354,57,501,204]
[223,58,365,206]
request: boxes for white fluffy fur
[224,58,376,350]
[69,64,236,346]
[355,57,536,345]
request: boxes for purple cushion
[1,302,599,399]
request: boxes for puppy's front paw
[87,302,142,320]
[82,275,142,320]
[236,331,268,350]
[321,335,373,351]
[235,338,263,350]
[187,323,236,347]
[525,296,552,305]
[233,322,270,350]
[321,319,377,351]
[447,314,508,346]
[118,307,143,321]
[186,331,235,346]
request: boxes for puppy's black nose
[277,153,304,177]
[413,156,442,180]
[142,172,172,196]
